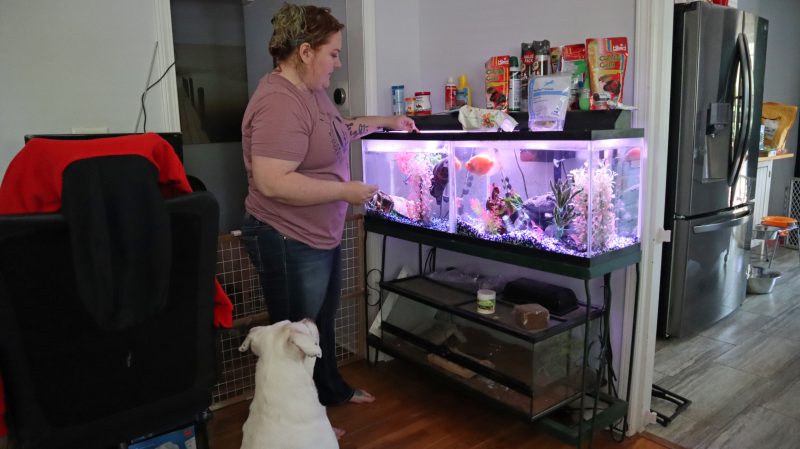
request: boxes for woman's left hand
[385,115,418,133]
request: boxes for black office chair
[0,155,219,449]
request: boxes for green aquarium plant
[549,178,582,240]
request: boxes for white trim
[153,0,180,132]
[626,0,674,435]
[360,0,378,116]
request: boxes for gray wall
[172,0,249,232]
[739,0,800,215]
[374,0,636,116]
[0,1,174,175]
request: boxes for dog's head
[238,319,322,361]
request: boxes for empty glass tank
[363,132,643,257]
[378,288,603,419]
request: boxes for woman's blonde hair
[269,3,344,66]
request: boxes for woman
[240,2,416,438]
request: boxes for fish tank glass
[363,130,643,258]
[378,285,602,419]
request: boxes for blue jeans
[240,213,354,406]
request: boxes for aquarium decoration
[570,160,617,251]
[395,152,441,223]
[548,178,582,241]
[429,157,462,209]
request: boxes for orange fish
[625,147,641,161]
[454,158,463,171]
[465,154,495,176]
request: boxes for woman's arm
[251,156,377,207]
[343,115,418,140]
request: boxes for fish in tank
[362,134,643,257]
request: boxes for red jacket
[0,133,234,436]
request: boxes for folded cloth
[457,106,518,132]
[0,133,233,328]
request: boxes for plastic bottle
[445,77,457,111]
[508,57,521,112]
[456,74,471,108]
[391,85,405,115]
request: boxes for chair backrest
[0,189,219,448]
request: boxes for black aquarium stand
[364,216,641,449]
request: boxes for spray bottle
[445,76,457,111]
[456,74,471,108]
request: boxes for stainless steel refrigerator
[658,2,768,338]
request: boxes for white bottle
[508,57,521,112]
[445,77,457,111]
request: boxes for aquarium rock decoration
[570,160,617,252]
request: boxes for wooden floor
[208,360,683,449]
[648,246,800,449]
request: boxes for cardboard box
[485,55,510,111]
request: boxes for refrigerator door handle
[692,208,752,234]
[727,33,753,189]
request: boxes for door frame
[152,0,181,132]
[624,0,674,435]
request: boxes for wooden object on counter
[513,303,550,330]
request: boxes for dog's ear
[288,320,322,359]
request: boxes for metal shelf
[365,215,641,279]
[380,276,603,343]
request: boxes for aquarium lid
[404,109,631,131]
[363,127,643,141]
[363,110,641,140]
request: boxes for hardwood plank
[713,332,800,378]
[698,310,772,345]
[653,335,734,377]
[646,362,760,448]
[208,360,679,449]
[704,407,800,449]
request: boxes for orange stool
[760,216,799,266]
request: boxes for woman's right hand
[342,181,379,205]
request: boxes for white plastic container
[476,289,496,314]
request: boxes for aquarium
[377,281,602,419]
[363,130,643,258]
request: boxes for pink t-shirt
[242,73,351,249]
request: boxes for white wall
[374,0,636,116]
[0,0,174,176]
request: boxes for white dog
[238,319,338,449]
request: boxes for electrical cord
[140,61,176,133]
[513,149,529,198]
[424,247,437,274]
[366,268,382,307]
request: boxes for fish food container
[361,127,644,259]
[476,289,496,314]
[414,91,432,115]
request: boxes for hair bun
[269,3,306,51]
